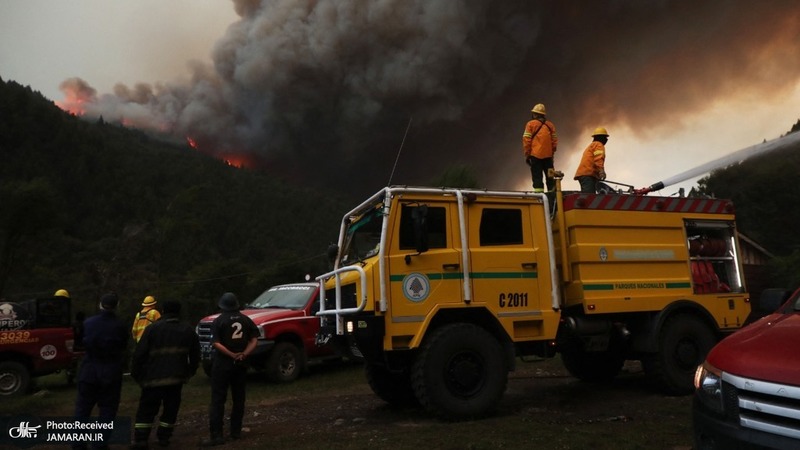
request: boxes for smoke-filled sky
[2,0,800,197]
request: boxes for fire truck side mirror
[412,205,429,254]
[326,244,339,262]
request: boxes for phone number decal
[0,330,39,344]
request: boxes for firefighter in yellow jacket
[574,127,609,193]
[132,295,161,343]
[522,103,558,192]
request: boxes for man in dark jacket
[72,292,128,450]
[131,300,200,448]
[202,292,258,446]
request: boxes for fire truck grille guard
[722,372,800,440]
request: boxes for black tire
[365,364,418,407]
[561,345,625,382]
[644,314,716,395]
[202,360,213,377]
[411,323,507,419]
[266,342,304,383]
[0,361,31,397]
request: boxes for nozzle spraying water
[635,131,800,195]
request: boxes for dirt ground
[157,359,695,450]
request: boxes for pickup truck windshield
[340,205,383,265]
[248,285,315,309]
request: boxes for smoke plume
[57,0,800,195]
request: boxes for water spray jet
[634,131,800,195]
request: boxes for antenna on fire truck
[388,117,413,186]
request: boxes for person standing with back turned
[202,292,258,447]
[522,103,558,193]
[574,127,610,193]
[131,300,200,449]
[72,292,127,450]
[132,295,161,343]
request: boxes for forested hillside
[0,78,350,321]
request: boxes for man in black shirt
[203,292,258,446]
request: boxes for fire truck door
[466,202,551,316]
[387,202,463,322]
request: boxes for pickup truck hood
[200,308,306,324]
[707,312,800,386]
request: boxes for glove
[525,156,533,167]
[598,170,607,181]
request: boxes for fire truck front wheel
[0,361,30,397]
[412,323,507,419]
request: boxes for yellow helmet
[141,295,157,307]
[530,103,546,115]
[54,289,70,298]
[591,127,609,137]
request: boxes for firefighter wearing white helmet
[521,103,558,193]
[574,127,610,193]
[132,295,161,343]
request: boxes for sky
[2,0,799,197]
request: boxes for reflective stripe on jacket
[522,119,558,159]
[574,141,606,179]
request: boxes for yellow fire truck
[316,172,750,418]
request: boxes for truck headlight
[346,320,354,333]
[257,325,266,339]
[694,361,724,414]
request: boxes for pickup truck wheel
[0,361,30,397]
[266,342,303,383]
[411,323,507,419]
[366,364,418,407]
[644,314,716,395]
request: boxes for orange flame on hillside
[185,136,250,169]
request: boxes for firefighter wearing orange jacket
[522,103,558,192]
[574,127,609,194]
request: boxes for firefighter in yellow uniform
[522,103,558,192]
[132,296,161,343]
[574,127,609,193]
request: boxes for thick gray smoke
[57,0,800,195]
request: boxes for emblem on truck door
[403,273,430,302]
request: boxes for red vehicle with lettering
[196,282,360,383]
[0,296,81,396]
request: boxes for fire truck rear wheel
[644,313,716,395]
[365,364,418,407]
[411,323,507,419]
[266,342,304,383]
[0,361,30,397]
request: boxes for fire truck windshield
[341,206,383,265]
[248,284,315,309]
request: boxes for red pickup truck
[0,296,80,396]
[693,288,800,449]
[196,282,360,382]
